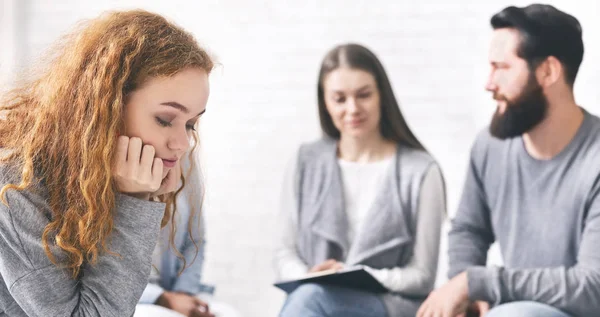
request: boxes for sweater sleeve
[447,137,495,279]
[0,190,165,317]
[466,179,600,316]
[364,165,446,296]
[273,148,310,280]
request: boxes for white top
[338,157,395,245]
[273,149,446,294]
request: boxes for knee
[288,283,328,302]
[487,301,568,317]
[279,284,327,316]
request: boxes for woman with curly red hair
[0,9,213,317]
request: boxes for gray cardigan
[290,138,444,316]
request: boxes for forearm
[467,265,600,316]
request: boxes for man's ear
[537,56,563,87]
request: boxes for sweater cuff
[467,266,501,304]
[114,193,166,230]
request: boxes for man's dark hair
[491,4,584,86]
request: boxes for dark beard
[489,78,548,140]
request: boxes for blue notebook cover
[274,267,388,294]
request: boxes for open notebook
[273,266,387,294]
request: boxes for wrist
[466,266,499,303]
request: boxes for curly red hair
[0,10,213,278]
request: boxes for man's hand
[417,272,471,317]
[459,301,490,317]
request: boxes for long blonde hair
[0,10,213,278]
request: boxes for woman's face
[322,67,381,139]
[123,67,210,178]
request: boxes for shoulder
[297,137,336,159]
[0,163,50,221]
[294,137,337,171]
[470,127,506,157]
[397,145,438,178]
[578,111,600,153]
[0,163,53,268]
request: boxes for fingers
[126,137,143,165]
[479,301,490,315]
[332,262,345,271]
[150,160,180,197]
[163,164,178,187]
[190,309,210,317]
[140,144,156,172]
[113,136,164,196]
[115,136,129,165]
[323,259,337,269]
[151,158,163,190]
[199,302,210,313]
[190,299,212,317]
[417,298,439,317]
[309,262,324,272]
[191,311,214,317]
[310,259,336,272]
[416,301,427,317]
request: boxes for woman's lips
[162,158,177,168]
[346,118,365,127]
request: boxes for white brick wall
[5,1,600,316]
[0,0,22,88]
